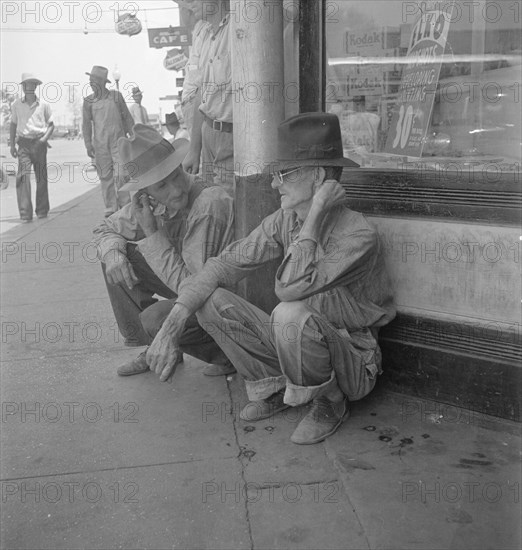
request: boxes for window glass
[325,0,521,171]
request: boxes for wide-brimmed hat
[86,66,110,83]
[119,124,189,192]
[163,112,179,126]
[131,86,143,96]
[20,73,42,85]
[272,112,359,171]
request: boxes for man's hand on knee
[105,252,139,289]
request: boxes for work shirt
[129,102,150,125]
[177,204,395,331]
[182,19,213,105]
[92,176,234,293]
[199,14,232,123]
[11,97,53,138]
[82,90,134,151]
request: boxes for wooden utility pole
[231,0,285,312]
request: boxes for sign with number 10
[384,1,454,156]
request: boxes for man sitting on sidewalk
[145,113,396,445]
[93,124,236,377]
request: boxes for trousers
[195,288,381,406]
[102,244,227,364]
[16,137,49,220]
[200,122,234,194]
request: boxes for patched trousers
[195,289,382,406]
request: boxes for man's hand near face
[147,303,190,382]
[132,192,157,237]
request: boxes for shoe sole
[203,364,237,376]
[291,405,350,445]
[117,367,149,377]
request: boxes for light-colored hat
[85,66,111,83]
[119,124,189,192]
[20,73,42,85]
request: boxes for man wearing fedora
[129,86,150,125]
[9,73,54,222]
[82,65,135,217]
[145,113,395,445]
[163,112,190,142]
[93,124,236,377]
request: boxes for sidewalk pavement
[1,188,520,550]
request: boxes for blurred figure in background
[82,65,134,217]
[163,112,190,143]
[129,86,150,125]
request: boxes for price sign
[384,2,454,156]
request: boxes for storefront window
[325,0,521,171]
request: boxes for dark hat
[118,124,189,192]
[274,112,359,171]
[132,86,143,96]
[164,112,179,126]
[86,66,110,83]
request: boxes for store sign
[384,1,454,156]
[115,13,142,36]
[163,49,188,71]
[148,27,191,49]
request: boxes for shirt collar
[22,96,39,106]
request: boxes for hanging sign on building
[115,13,142,36]
[164,49,189,71]
[148,27,191,48]
[384,1,454,156]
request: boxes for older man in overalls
[82,65,135,217]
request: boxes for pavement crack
[226,378,254,550]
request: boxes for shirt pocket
[211,51,231,87]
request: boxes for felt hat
[273,112,359,171]
[119,124,189,192]
[131,86,143,96]
[20,73,42,85]
[86,66,111,83]
[163,112,179,126]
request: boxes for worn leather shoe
[290,396,349,445]
[240,390,290,422]
[117,350,149,377]
[202,361,236,376]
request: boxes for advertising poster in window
[384,2,454,156]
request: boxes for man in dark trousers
[146,113,396,445]
[10,73,54,222]
[82,65,135,217]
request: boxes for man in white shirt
[129,86,150,125]
[9,73,54,222]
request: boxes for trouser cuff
[284,371,343,407]
[245,376,286,401]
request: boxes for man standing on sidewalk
[93,124,236,377]
[180,0,234,193]
[82,65,135,217]
[9,73,54,222]
[129,86,150,125]
[146,113,396,445]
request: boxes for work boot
[290,396,349,445]
[202,361,236,376]
[117,350,149,377]
[239,390,290,422]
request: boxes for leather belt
[204,115,233,133]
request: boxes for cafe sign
[384,1,454,156]
[148,27,191,49]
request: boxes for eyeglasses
[275,167,300,185]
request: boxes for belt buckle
[213,120,223,132]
